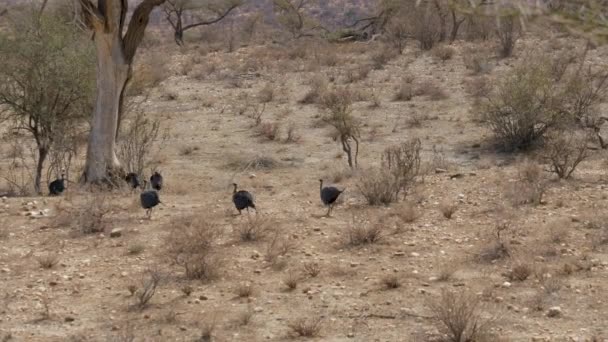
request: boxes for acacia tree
[0,8,94,194]
[76,0,236,185]
[163,0,241,45]
[273,0,325,39]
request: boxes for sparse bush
[258,121,281,141]
[477,222,511,263]
[381,274,401,289]
[265,232,294,267]
[283,271,300,291]
[344,64,372,83]
[132,269,163,311]
[237,216,273,242]
[396,202,419,223]
[70,195,111,235]
[427,289,490,342]
[440,202,458,219]
[225,155,278,172]
[127,243,145,255]
[357,168,398,205]
[236,305,255,326]
[288,315,323,338]
[178,144,199,156]
[321,88,360,168]
[496,15,520,58]
[346,216,383,246]
[542,130,590,179]
[464,76,491,98]
[37,254,59,269]
[508,263,532,282]
[299,74,328,104]
[463,49,493,75]
[381,139,422,201]
[432,45,455,62]
[415,80,448,100]
[235,282,254,298]
[478,61,564,151]
[164,216,223,281]
[284,123,300,143]
[506,160,547,206]
[371,46,397,70]
[181,285,193,297]
[302,262,321,278]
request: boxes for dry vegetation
[2,1,608,341]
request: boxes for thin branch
[181,4,239,31]
[123,0,166,63]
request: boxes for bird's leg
[326,206,331,217]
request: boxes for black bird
[140,180,161,219]
[48,173,66,196]
[150,171,163,191]
[319,179,345,217]
[232,183,256,215]
[125,172,141,189]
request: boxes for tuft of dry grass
[179,144,200,156]
[127,242,145,256]
[392,82,413,102]
[299,74,328,104]
[381,274,401,289]
[225,155,278,171]
[506,160,547,206]
[395,202,419,223]
[258,83,275,103]
[235,281,255,298]
[427,289,491,342]
[237,216,273,242]
[131,268,163,311]
[432,45,455,62]
[37,253,59,269]
[258,121,281,141]
[508,263,532,282]
[235,305,255,326]
[288,315,323,338]
[415,80,448,101]
[164,216,224,281]
[440,202,458,219]
[181,285,193,297]
[283,271,300,291]
[302,262,321,278]
[265,232,295,269]
[346,217,383,246]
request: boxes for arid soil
[2,29,608,342]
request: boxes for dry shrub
[225,155,278,171]
[357,168,398,205]
[178,144,199,156]
[542,130,590,179]
[235,305,255,326]
[464,76,491,98]
[37,253,59,269]
[302,262,321,278]
[343,64,372,83]
[476,222,511,263]
[237,216,273,242]
[346,216,383,246]
[324,166,353,184]
[495,15,520,58]
[436,263,456,282]
[415,80,448,100]
[131,268,163,311]
[462,48,493,75]
[427,289,491,342]
[283,271,300,291]
[506,160,547,206]
[392,82,413,102]
[258,121,281,141]
[265,232,294,269]
[320,88,360,168]
[284,123,300,143]
[164,216,223,281]
[395,202,419,223]
[381,274,401,289]
[477,61,562,151]
[370,46,397,70]
[181,285,193,297]
[69,194,111,235]
[440,202,458,219]
[258,83,275,103]
[299,74,328,104]
[288,315,323,338]
[508,263,532,282]
[381,139,422,200]
[432,45,455,62]
[235,282,254,298]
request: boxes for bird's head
[232,183,238,192]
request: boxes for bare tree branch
[123,0,167,63]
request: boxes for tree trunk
[82,31,129,184]
[34,146,48,195]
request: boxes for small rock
[393,251,405,257]
[410,252,420,257]
[253,307,263,313]
[547,306,562,318]
[1,268,9,273]
[110,228,123,238]
[435,168,447,174]
[64,316,75,322]
[502,281,512,288]
[347,332,355,338]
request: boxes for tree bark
[35,147,48,195]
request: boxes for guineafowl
[49,173,66,196]
[150,171,163,191]
[125,172,141,190]
[319,179,345,217]
[232,183,256,215]
[140,181,161,219]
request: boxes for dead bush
[478,61,563,151]
[258,121,281,141]
[432,45,455,62]
[346,216,383,246]
[37,253,59,269]
[381,139,422,201]
[370,46,397,70]
[283,271,300,291]
[440,202,458,219]
[181,285,193,297]
[284,123,300,143]
[357,168,398,205]
[265,232,294,268]
[131,268,163,311]
[395,202,419,223]
[235,282,254,298]
[288,315,323,338]
[381,274,401,289]
[225,155,278,172]
[542,130,590,179]
[392,82,413,102]
[463,48,493,75]
[506,160,547,206]
[235,305,255,326]
[237,216,273,242]
[427,289,491,342]
[299,74,328,104]
[70,194,111,235]
[302,262,321,278]
[321,88,360,168]
[178,144,199,156]
[477,222,511,263]
[344,64,372,84]
[508,263,532,282]
[415,80,448,100]
[495,15,520,58]
[164,216,223,281]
